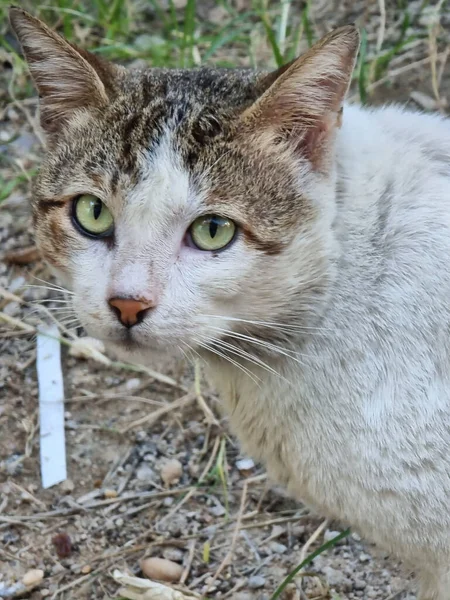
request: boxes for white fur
[208,105,450,599]
[66,104,450,599]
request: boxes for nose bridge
[112,249,153,297]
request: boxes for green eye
[190,215,236,251]
[73,195,114,237]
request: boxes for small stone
[236,458,255,472]
[136,464,155,481]
[81,565,92,574]
[324,529,343,543]
[359,552,371,563]
[322,566,351,588]
[209,502,226,517]
[269,541,287,554]
[141,557,183,583]
[9,276,26,293]
[51,564,65,576]
[3,301,20,316]
[60,479,74,494]
[125,377,141,390]
[23,569,44,587]
[248,575,265,589]
[41,589,50,597]
[104,489,118,499]
[163,547,184,562]
[160,459,183,486]
[354,579,367,590]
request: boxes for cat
[9,7,450,599]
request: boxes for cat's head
[10,8,359,365]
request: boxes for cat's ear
[9,7,120,135]
[241,26,360,171]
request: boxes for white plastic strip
[37,324,67,488]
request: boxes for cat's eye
[72,195,114,237]
[189,215,236,251]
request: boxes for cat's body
[9,8,450,599]
[211,104,450,598]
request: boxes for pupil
[209,218,218,238]
[93,200,102,220]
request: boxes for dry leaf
[113,570,198,600]
[68,337,110,365]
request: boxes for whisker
[30,298,72,305]
[27,276,74,295]
[207,336,282,379]
[207,325,310,367]
[201,314,333,334]
[195,337,261,386]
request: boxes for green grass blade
[203,24,252,62]
[261,13,284,67]
[301,1,314,48]
[181,0,197,67]
[269,528,350,600]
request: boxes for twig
[349,50,449,101]
[119,393,195,433]
[203,481,248,596]
[0,312,35,333]
[180,539,196,585]
[376,0,386,53]
[299,519,329,565]
[9,482,46,509]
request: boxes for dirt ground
[0,1,449,599]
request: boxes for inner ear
[9,7,121,135]
[239,26,360,170]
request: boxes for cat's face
[10,9,359,363]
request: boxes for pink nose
[108,297,155,328]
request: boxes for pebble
[136,464,155,481]
[104,488,118,499]
[141,557,183,583]
[269,541,287,554]
[236,458,255,472]
[81,565,92,574]
[3,301,20,316]
[359,552,371,563]
[163,547,184,562]
[321,566,352,590]
[209,502,226,517]
[324,529,344,543]
[160,458,183,486]
[354,578,367,590]
[9,276,26,293]
[60,479,74,493]
[125,377,141,390]
[23,569,44,587]
[248,575,266,589]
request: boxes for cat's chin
[104,337,176,365]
